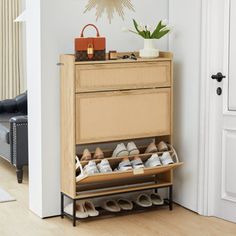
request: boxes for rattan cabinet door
[75,62,171,93]
[76,88,171,144]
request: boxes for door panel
[222,130,236,202]
[228,1,236,111]
[210,0,236,223]
[76,89,171,144]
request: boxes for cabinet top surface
[61,51,173,65]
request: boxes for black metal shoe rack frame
[61,185,173,227]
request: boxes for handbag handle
[80,24,100,37]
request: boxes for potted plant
[123,19,171,58]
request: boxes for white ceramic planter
[139,39,159,58]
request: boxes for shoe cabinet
[60,52,183,226]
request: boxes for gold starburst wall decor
[84,0,135,23]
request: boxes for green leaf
[143,30,147,38]
[139,31,147,38]
[133,19,140,33]
[133,19,146,38]
[151,20,167,39]
[154,29,170,39]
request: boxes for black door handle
[211,72,226,82]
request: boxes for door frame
[197,0,213,216]
[197,0,231,216]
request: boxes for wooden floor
[0,158,236,236]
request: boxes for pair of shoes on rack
[101,198,133,212]
[100,193,163,212]
[135,193,164,207]
[64,200,99,218]
[76,159,112,181]
[145,152,174,168]
[115,156,144,171]
[81,148,104,161]
[112,142,139,157]
[145,141,169,153]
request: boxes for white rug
[0,187,15,203]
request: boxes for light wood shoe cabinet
[60,52,183,226]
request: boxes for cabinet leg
[169,186,173,211]
[61,193,64,219]
[154,175,158,193]
[73,199,76,227]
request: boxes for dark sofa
[0,92,28,183]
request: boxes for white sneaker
[160,152,174,165]
[112,143,129,157]
[131,157,144,169]
[145,153,162,168]
[84,160,99,175]
[117,158,133,171]
[97,159,112,173]
[127,142,140,155]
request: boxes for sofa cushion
[1,99,18,113]
[15,92,27,114]
[0,92,27,115]
[0,112,25,123]
[0,123,10,144]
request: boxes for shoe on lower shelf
[131,156,144,169]
[112,143,129,157]
[117,198,133,210]
[84,200,99,217]
[159,152,174,165]
[64,202,88,218]
[134,193,152,208]
[150,193,164,205]
[145,142,158,153]
[157,141,169,152]
[127,142,140,155]
[101,200,121,212]
[97,159,112,173]
[145,153,162,168]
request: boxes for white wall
[27,0,203,217]
[169,0,202,212]
[27,0,169,217]
[26,0,43,217]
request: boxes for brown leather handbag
[75,24,106,61]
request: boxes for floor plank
[0,157,236,236]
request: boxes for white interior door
[209,0,236,223]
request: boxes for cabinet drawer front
[76,89,171,144]
[75,62,171,92]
